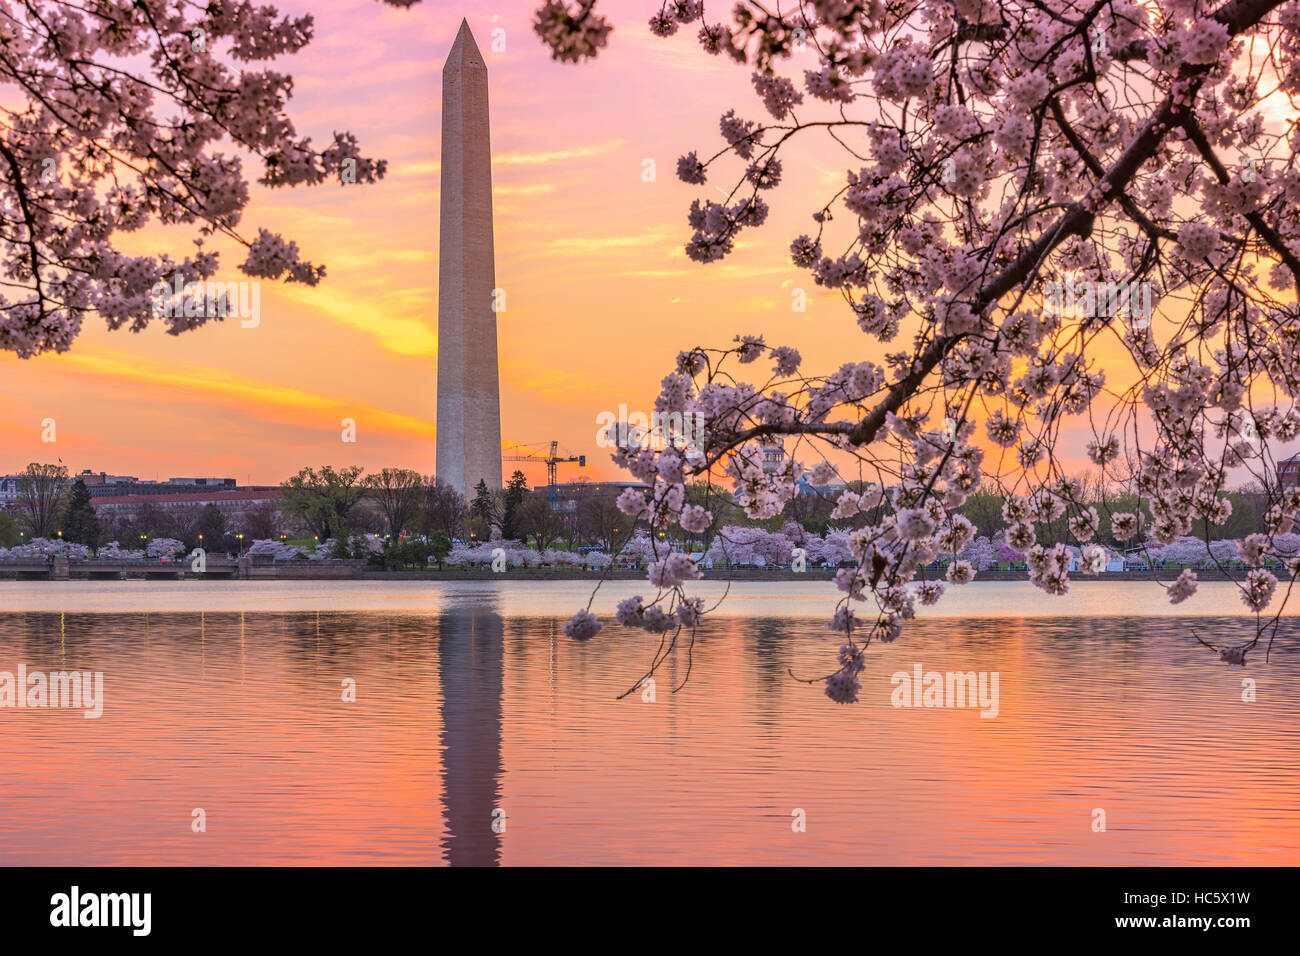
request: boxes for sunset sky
[0,0,1117,487]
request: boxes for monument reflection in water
[438,596,504,866]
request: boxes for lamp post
[236,533,244,557]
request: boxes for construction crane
[503,440,586,509]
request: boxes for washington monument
[436,19,503,495]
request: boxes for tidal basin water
[0,580,1297,865]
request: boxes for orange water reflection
[0,596,1296,864]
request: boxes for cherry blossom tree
[617,531,659,565]
[0,0,389,358]
[813,527,857,565]
[957,533,997,570]
[705,523,798,563]
[145,536,186,559]
[549,0,1300,695]
[247,538,314,560]
[0,537,90,561]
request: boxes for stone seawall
[2,565,1285,583]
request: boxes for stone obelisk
[436,19,503,495]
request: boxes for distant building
[74,470,138,486]
[2,465,277,525]
[760,445,784,474]
[794,470,846,497]
[86,479,241,499]
[166,477,236,487]
[89,488,282,524]
[1278,454,1300,489]
[550,480,647,513]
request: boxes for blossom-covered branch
[542,0,1300,698]
[0,0,393,357]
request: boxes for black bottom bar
[0,866,1286,944]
